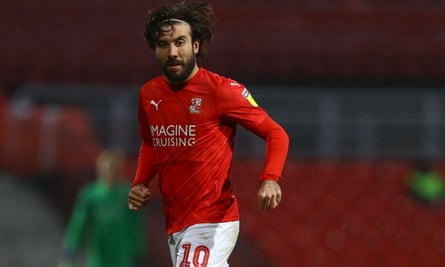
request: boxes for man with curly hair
[128,1,289,266]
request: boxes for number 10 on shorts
[180,243,210,267]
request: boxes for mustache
[166,59,183,65]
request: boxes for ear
[193,40,200,55]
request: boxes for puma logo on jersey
[150,99,162,111]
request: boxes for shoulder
[75,182,97,202]
[203,71,260,108]
[140,75,165,94]
[199,68,245,92]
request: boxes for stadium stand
[231,158,445,267]
[2,1,445,85]
[0,102,100,177]
[0,173,64,267]
[0,97,102,212]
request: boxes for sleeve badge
[241,88,259,107]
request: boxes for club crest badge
[189,98,202,114]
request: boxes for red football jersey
[133,68,288,235]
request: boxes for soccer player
[59,151,147,267]
[127,2,289,267]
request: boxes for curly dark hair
[143,1,216,59]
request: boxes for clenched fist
[128,184,152,210]
[257,180,282,211]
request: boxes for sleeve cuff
[259,174,280,182]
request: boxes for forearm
[132,142,157,186]
[248,116,289,181]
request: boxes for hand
[128,184,152,210]
[257,180,282,211]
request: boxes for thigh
[168,221,240,267]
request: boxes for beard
[161,56,197,84]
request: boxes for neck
[169,65,200,88]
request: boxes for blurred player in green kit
[59,150,147,267]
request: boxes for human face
[155,22,200,86]
[96,152,123,186]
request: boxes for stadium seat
[232,158,445,266]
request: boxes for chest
[142,88,217,125]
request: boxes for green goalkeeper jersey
[61,180,146,267]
